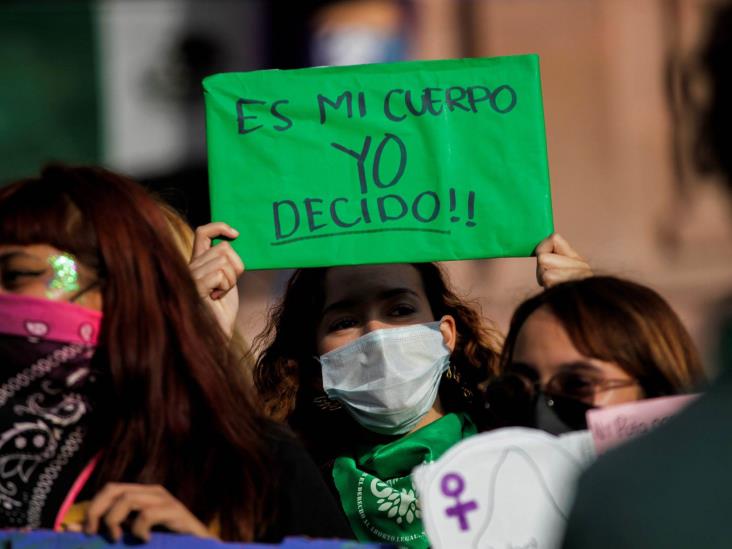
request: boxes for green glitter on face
[47,253,80,298]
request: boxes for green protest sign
[203,55,553,270]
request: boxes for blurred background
[2,0,730,369]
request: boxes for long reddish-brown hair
[0,165,273,541]
[253,263,502,461]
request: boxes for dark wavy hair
[253,263,502,459]
[499,276,705,397]
[0,165,273,541]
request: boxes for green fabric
[332,413,476,547]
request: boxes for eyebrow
[0,251,44,262]
[321,288,421,318]
[509,360,601,373]
[555,361,602,372]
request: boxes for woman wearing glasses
[485,276,706,434]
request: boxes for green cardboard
[203,55,553,270]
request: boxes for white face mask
[319,321,451,435]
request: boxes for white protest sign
[587,394,698,454]
[412,428,596,549]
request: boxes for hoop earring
[312,394,343,412]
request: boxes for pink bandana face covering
[0,294,105,528]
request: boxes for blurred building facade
[1,0,730,368]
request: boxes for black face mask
[0,294,106,529]
[533,393,593,435]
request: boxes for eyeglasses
[482,361,639,432]
[540,362,639,403]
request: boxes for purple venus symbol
[441,472,478,531]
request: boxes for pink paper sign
[587,394,698,454]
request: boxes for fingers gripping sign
[82,482,214,542]
[534,233,592,288]
[189,223,244,338]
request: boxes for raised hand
[189,223,244,338]
[534,233,592,288]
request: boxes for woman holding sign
[193,223,589,547]
[0,165,351,542]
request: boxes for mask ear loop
[312,394,344,411]
[312,355,343,411]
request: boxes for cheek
[593,385,644,407]
[13,280,55,300]
[317,332,359,356]
[75,288,104,312]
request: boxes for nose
[364,319,390,335]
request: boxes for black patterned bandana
[0,294,104,529]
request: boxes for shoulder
[261,420,336,472]
[261,420,305,459]
[260,420,341,499]
[257,420,354,542]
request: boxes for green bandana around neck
[332,412,477,548]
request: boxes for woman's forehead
[322,264,426,304]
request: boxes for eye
[1,268,46,290]
[557,373,595,394]
[327,317,358,332]
[550,363,603,399]
[389,303,417,317]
